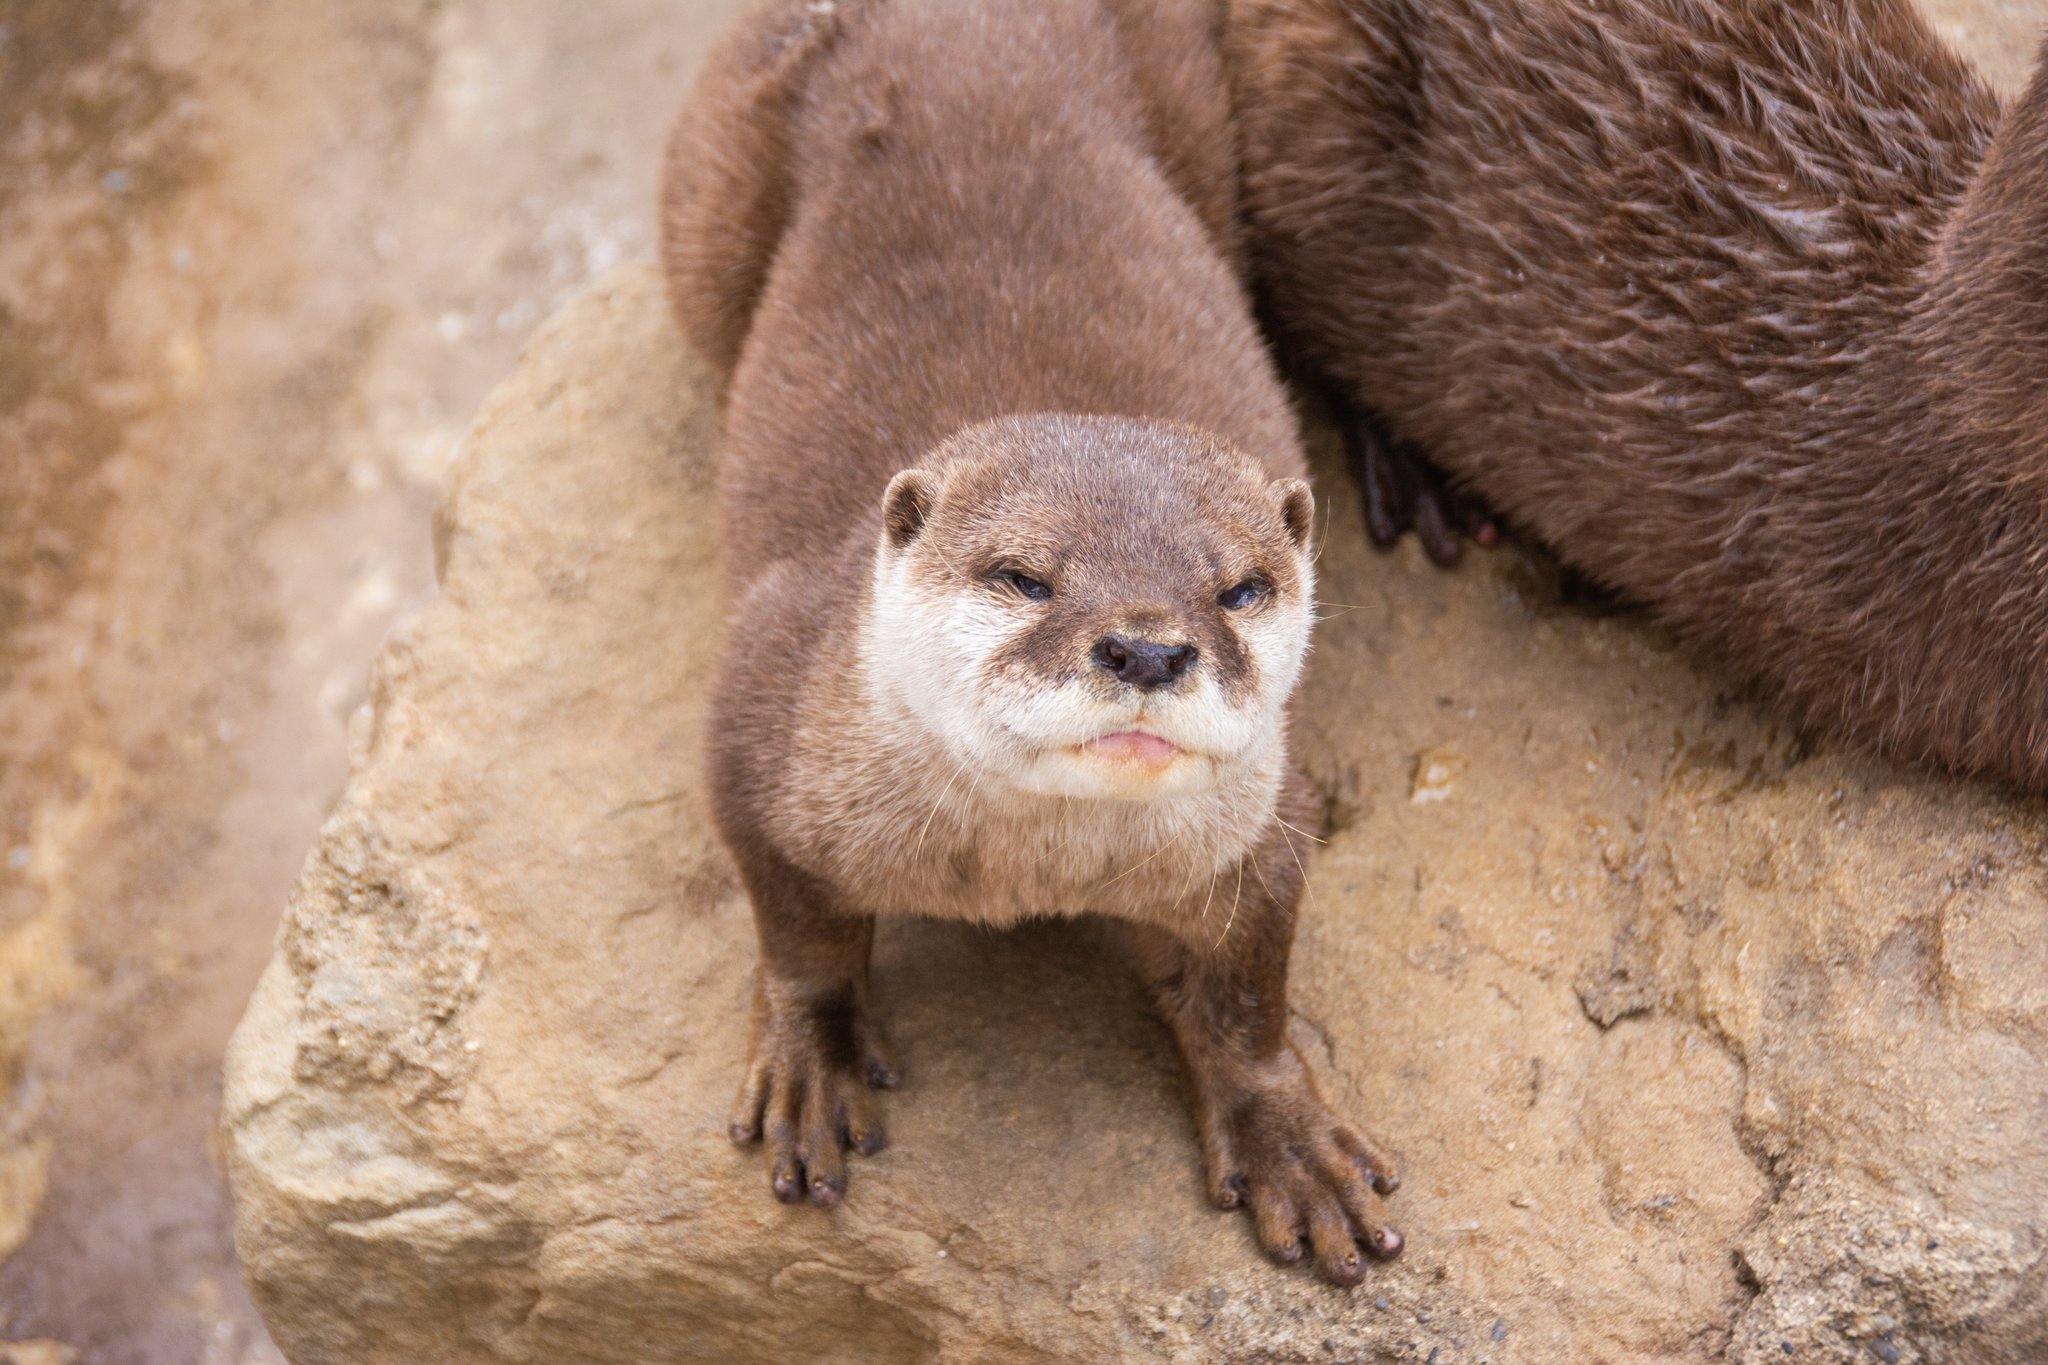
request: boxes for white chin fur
[1008,746,1222,801]
[863,544,1312,802]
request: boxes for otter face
[864,415,1316,802]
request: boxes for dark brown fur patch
[1228,0,2048,788]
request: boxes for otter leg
[1336,401,1497,567]
[1126,834,1403,1285]
[726,847,895,1210]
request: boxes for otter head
[864,414,1316,801]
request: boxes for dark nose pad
[1092,634,1197,691]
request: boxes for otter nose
[1092,634,1196,691]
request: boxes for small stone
[1409,748,1464,804]
[1492,1319,1507,1342]
[100,167,132,194]
[1871,1342,1901,1364]
[6,846,29,872]
[1375,1297,1389,1312]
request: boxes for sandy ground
[0,2,2038,1363]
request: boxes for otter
[660,0,1402,1281]
[1226,0,2048,787]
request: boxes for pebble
[1492,1318,1507,1342]
[101,168,132,194]
[1871,1341,1900,1364]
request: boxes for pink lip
[1079,730,1181,768]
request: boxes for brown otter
[1227,0,2048,788]
[660,0,1402,1281]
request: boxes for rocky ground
[225,262,2048,1365]
[0,2,2042,1364]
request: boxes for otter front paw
[1203,1068,1403,1285]
[728,998,897,1209]
[1339,406,1497,567]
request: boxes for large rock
[224,264,2048,1364]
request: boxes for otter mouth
[1074,729,1183,770]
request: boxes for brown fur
[1227,0,2048,788]
[662,0,1402,1280]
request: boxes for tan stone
[224,264,2048,1363]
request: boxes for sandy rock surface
[223,264,2048,1364]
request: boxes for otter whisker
[1214,858,1246,949]
[1168,830,1229,915]
[1095,816,1193,893]
[1272,822,1316,907]
[912,760,970,860]
[1028,794,1085,868]
[1273,816,1328,846]
[1247,844,1286,910]
[1309,498,1334,567]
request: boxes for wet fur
[1228,0,2048,788]
[663,0,1403,1278]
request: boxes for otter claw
[731,997,892,1210]
[1340,406,1496,565]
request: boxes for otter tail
[659,1,861,387]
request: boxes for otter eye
[999,570,1054,601]
[1218,577,1269,610]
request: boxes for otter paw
[1205,1078,1402,1285]
[728,1002,895,1209]
[1339,408,1497,567]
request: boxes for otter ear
[882,469,938,549]
[1271,478,1316,552]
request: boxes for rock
[223,263,2048,1363]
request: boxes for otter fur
[1227,0,2048,788]
[661,0,1402,1281]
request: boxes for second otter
[663,0,1402,1281]
[1230,0,2048,789]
